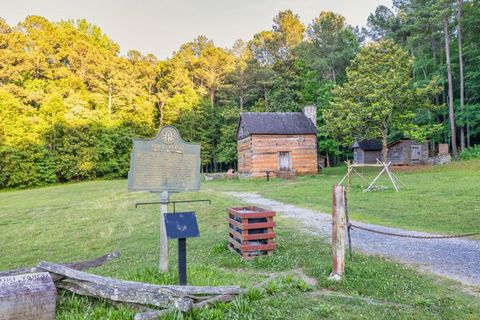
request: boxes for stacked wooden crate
[227,206,276,259]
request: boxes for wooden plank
[227,207,276,218]
[159,191,169,272]
[349,163,386,167]
[227,243,274,260]
[228,211,276,219]
[228,218,275,230]
[0,250,120,279]
[227,238,276,252]
[229,229,276,241]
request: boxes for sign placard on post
[164,212,200,285]
[128,126,200,193]
[127,126,201,272]
[164,212,200,239]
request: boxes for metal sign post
[178,238,187,285]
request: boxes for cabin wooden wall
[238,134,317,178]
[237,137,252,175]
[364,150,383,164]
[388,141,429,165]
[354,149,382,164]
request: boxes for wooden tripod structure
[338,160,407,192]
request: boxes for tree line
[0,0,479,188]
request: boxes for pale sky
[2,0,392,59]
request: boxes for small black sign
[164,212,200,239]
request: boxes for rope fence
[347,222,480,239]
[342,189,479,263]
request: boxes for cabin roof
[387,139,408,147]
[238,112,317,136]
[352,139,383,151]
[387,139,428,147]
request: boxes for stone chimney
[303,105,317,127]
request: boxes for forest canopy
[1,0,479,188]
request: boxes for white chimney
[303,105,317,127]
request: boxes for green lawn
[207,160,480,235]
[1,177,479,319]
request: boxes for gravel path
[225,192,480,288]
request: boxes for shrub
[460,145,480,160]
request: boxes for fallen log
[134,308,176,320]
[156,285,242,296]
[193,294,236,308]
[56,278,194,311]
[135,269,317,319]
[39,262,240,296]
[134,294,237,320]
[38,262,193,310]
[0,250,120,279]
[37,262,241,312]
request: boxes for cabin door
[411,145,421,164]
[278,152,291,171]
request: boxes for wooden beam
[349,164,386,167]
[350,168,370,185]
[364,167,387,192]
[0,251,120,280]
[329,186,346,280]
[384,163,399,192]
[389,170,408,189]
[133,294,237,320]
[338,167,351,186]
[159,191,169,273]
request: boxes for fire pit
[226,206,276,259]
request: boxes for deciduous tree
[325,40,440,161]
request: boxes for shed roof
[387,139,428,147]
[238,112,317,136]
[352,139,383,151]
[387,139,408,147]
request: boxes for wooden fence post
[329,185,345,280]
[159,191,169,272]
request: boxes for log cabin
[387,140,429,165]
[352,139,429,165]
[236,106,318,178]
[352,140,383,164]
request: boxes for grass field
[1,171,480,319]
[208,160,480,236]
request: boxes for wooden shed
[236,107,318,178]
[387,140,429,165]
[352,140,383,164]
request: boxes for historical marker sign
[0,272,56,320]
[128,126,201,193]
[164,212,200,239]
